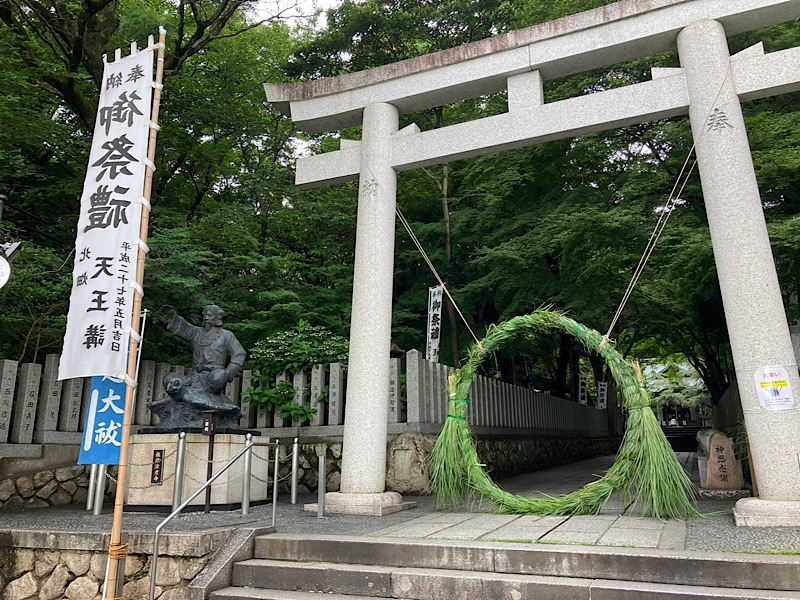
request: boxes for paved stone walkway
[0,453,799,554]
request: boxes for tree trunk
[434,107,460,367]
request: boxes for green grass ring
[428,309,700,519]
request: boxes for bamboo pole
[104,27,166,600]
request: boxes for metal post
[149,437,253,600]
[241,433,253,516]
[93,465,107,516]
[87,464,98,511]
[290,437,299,504]
[172,432,187,512]
[202,411,218,513]
[272,439,279,528]
[317,455,326,518]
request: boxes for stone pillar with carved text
[326,102,413,515]
[679,20,800,525]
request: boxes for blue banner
[78,376,128,465]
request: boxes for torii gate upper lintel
[265,0,800,525]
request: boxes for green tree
[0,245,72,362]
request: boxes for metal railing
[148,434,287,600]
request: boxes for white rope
[395,206,483,348]
[359,148,486,352]
[601,60,733,347]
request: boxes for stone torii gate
[266,0,800,525]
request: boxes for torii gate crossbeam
[266,0,800,525]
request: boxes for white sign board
[426,285,444,362]
[578,374,588,405]
[597,381,608,409]
[754,366,795,412]
[59,47,154,381]
[0,256,9,289]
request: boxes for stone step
[226,558,800,600]
[209,588,375,600]
[253,534,800,592]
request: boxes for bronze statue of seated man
[148,304,246,430]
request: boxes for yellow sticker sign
[754,366,795,412]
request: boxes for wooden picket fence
[0,349,610,458]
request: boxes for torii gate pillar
[679,21,800,526]
[323,102,415,515]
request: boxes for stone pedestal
[679,20,800,526]
[304,492,416,516]
[734,498,800,527]
[127,433,270,510]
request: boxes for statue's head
[202,305,225,329]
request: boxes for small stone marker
[328,363,344,426]
[293,370,307,427]
[135,360,156,426]
[404,350,422,424]
[59,378,84,432]
[0,360,19,443]
[240,369,256,428]
[276,371,290,427]
[79,376,93,431]
[11,362,41,444]
[152,362,171,425]
[696,428,747,498]
[35,354,63,437]
[310,364,325,427]
[706,431,742,490]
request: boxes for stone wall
[0,465,115,511]
[476,436,622,480]
[384,433,622,494]
[0,529,229,600]
[282,441,343,495]
[281,434,621,496]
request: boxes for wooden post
[104,28,166,600]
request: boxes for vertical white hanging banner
[59,45,155,381]
[426,285,444,362]
[597,381,608,409]
[578,374,588,405]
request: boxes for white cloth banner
[59,47,155,381]
[597,381,608,409]
[578,374,588,405]
[426,285,444,362]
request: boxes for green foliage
[245,321,349,424]
[248,378,296,410]
[250,320,350,379]
[0,245,73,363]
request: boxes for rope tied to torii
[370,58,733,357]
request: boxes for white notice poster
[59,46,155,381]
[754,366,795,412]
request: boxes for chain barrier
[185,447,239,465]
[127,471,175,489]
[128,447,178,467]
